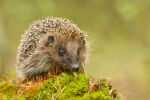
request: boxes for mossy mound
[0,73,119,100]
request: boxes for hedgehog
[16,17,88,80]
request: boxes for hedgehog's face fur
[38,32,87,72]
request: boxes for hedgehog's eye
[59,49,65,56]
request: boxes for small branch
[118,92,125,100]
[38,91,41,100]
[52,93,55,100]
[57,77,61,91]
[73,72,78,77]
[49,81,59,91]
[15,88,27,99]
[55,86,67,100]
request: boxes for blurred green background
[0,0,150,99]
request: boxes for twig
[118,92,125,100]
[57,77,61,91]
[73,72,78,77]
[49,81,59,91]
[82,63,88,77]
[15,88,27,99]
[55,86,67,100]
[38,91,41,100]
[52,93,55,100]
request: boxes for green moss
[0,81,25,98]
[76,91,111,100]
[0,73,120,100]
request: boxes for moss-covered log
[0,73,119,100]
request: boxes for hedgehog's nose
[72,64,79,71]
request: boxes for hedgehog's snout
[72,64,79,72]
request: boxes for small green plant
[0,73,119,100]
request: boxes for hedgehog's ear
[81,39,85,46]
[48,35,55,43]
[82,40,85,45]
